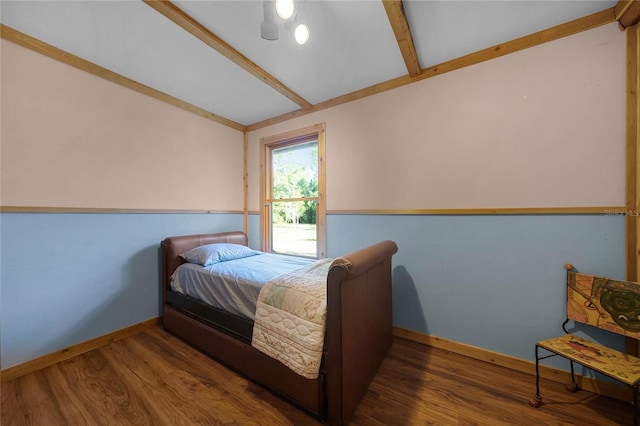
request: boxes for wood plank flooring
[1,326,634,425]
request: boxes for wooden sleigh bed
[161,231,398,425]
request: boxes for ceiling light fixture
[261,0,310,45]
[294,23,309,45]
[284,19,310,45]
[275,0,295,20]
[260,0,279,40]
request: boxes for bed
[161,231,398,425]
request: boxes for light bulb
[294,23,309,45]
[275,0,295,20]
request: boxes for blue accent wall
[4,211,626,375]
[324,213,626,370]
[247,214,261,251]
[0,212,243,369]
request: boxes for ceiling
[0,1,630,130]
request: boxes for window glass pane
[272,201,317,257]
[272,141,318,200]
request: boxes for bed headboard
[161,231,248,300]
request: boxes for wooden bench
[529,264,640,426]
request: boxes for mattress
[170,252,315,320]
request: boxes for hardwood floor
[2,326,634,425]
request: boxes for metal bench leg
[529,344,542,407]
[634,385,638,426]
[565,359,579,393]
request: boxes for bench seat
[538,334,640,386]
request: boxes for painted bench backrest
[567,270,640,340]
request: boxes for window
[260,124,326,258]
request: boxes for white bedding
[170,252,315,320]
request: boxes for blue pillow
[180,243,259,267]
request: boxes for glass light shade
[294,23,310,45]
[275,0,295,19]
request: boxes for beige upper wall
[247,23,625,211]
[1,23,626,212]
[1,39,244,211]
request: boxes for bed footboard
[325,240,398,425]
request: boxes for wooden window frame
[259,123,326,258]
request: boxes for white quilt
[251,257,348,379]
